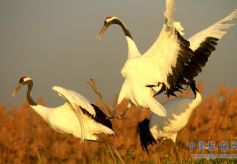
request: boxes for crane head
[12,76,32,97]
[97,16,122,41]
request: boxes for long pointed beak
[12,84,23,97]
[97,25,108,41]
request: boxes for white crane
[12,76,124,164]
[137,81,202,153]
[98,0,237,117]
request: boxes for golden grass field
[1,82,237,163]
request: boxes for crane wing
[52,86,96,142]
[53,86,95,116]
[164,0,175,28]
[182,9,237,81]
[189,9,237,51]
[139,0,193,95]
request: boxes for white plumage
[137,82,202,152]
[12,76,126,164]
[98,0,237,117]
[189,9,237,51]
[12,76,115,142]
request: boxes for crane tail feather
[144,97,167,117]
[137,119,156,153]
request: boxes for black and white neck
[106,17,141,59]
[106,17,133,39]
[25,79,37,106]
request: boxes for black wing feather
[152,35,219,97]
[79,104,113,129]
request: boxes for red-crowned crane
[137,81,202,153]
[12,76,124,164]
[98,0,237,117]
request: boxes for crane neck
[114,19,141,59]
[125,36,141,59]
[26,81,50,121]
[115,19,133,40]
[27,81,37,106]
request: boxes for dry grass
[0,83,237,163]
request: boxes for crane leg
[108,142,125,164]
[155,138,165,152]
[105,141,118,164]
[92,139,125,164]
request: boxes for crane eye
[19,76,27,83]
[19,78,25,83]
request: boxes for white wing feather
[52,86,96,142]
[138,0,182,88]
[52,86,95,116]
[189,9,237,51]
[174,22,185,36]
[164,0,175,28]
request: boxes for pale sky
[0,0,237,108]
